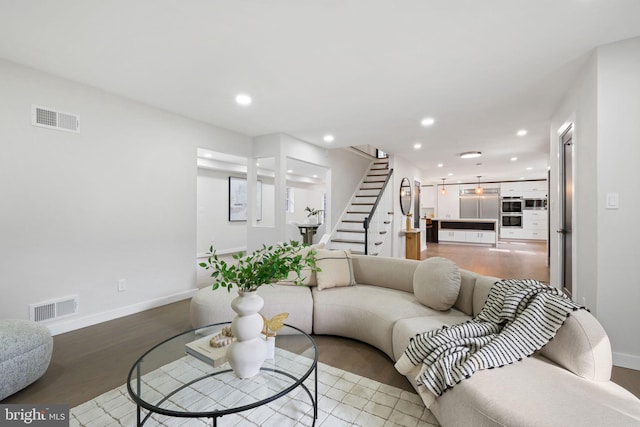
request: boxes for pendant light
[474,176,484,195]
[440,178,447,195]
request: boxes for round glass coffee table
[127,323,317,426]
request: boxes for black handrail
[363,168,394,255]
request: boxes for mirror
[399,177,412,215]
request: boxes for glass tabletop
[126,322,317,421]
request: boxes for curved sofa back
[351,255,495,317]
[350,254,612,381]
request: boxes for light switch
[606,193,619,209]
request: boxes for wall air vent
[29,295,79,323]
[32,105,80,133]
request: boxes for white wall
[197,169,247,254]
[549,52,599,311]
[285,183,325,224]
[326,149,371,235]
[550,37,640,369]
[0,59,251,333]
[390,156,424,259]
[595,37,640,369]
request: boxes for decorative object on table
[304,206,322,225]
[261,313,289,359]
[406,212,413,230]
[198,241,319,378]
[227,290,267,378]
[185,328,234,367]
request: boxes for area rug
[70,350,439,427]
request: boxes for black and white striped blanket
[395,279,583,404]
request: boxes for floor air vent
[30,295,79,322]
[32,105,80,133]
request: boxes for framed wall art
[228,177,262,222]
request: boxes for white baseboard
[613,352,640,370]
[45,289,198,336]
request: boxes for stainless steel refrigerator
[459,188,500,219]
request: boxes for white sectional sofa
[190,253,640,426]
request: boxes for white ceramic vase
[227,290,267,378]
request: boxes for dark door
[560,126,573,298]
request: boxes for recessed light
[517,129,527,136]
[421,117,435,127]
[287,169,293,173]
[526,167,533,171]
[460,151,482,159]
[510,157,518,161]
[413,143,422,149]
[437,163,444,168]
[448,172,454,176]
[204,153,213,159]
[323,134,335,143]
[312,174,318,178]
[235,93,252,106]
[520,177,525,180]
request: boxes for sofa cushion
[538,309,612,381]
[313,285,453,359]
[314,249,356,290]
[351,255,419,293]
[413,257,461,311]
[190,284,313,334]
[429,355,640,427]
[472,275,500,316]
[454,269,479,316]
[392,314,470,361]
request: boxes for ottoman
[0,319,53,400]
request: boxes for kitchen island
[436,218,498,245]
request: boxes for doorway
[413,179,421,228]
[559,126,574,298]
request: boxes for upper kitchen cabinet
[437,184,460,219]
[522,181,548,199]
[500,182,523,198]
[421,185,436,208]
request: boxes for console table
[403,229,421,260]
[296,224,319,245]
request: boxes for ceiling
[2,0,640,184]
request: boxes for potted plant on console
[199,241,319,378]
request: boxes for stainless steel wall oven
[501,213,523,228]
[501,197,523,213]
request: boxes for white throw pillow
[413,257,461,311]
[315,249,356,290]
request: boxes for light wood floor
[4,240,639,407]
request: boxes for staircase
[327,159,393,255]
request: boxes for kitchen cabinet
[522,210,548,240]
[438,220,498,245]
[421,185,436,208]
[522,181,547,199]
[437,184,460,219]
[500,182,523,197]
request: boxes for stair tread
[331,239,365,244]
[352,202,374,206]
[337,229,365,233]
[342,220,364,223]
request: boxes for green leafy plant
[304,206,321,218]
[199,241,320,292]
